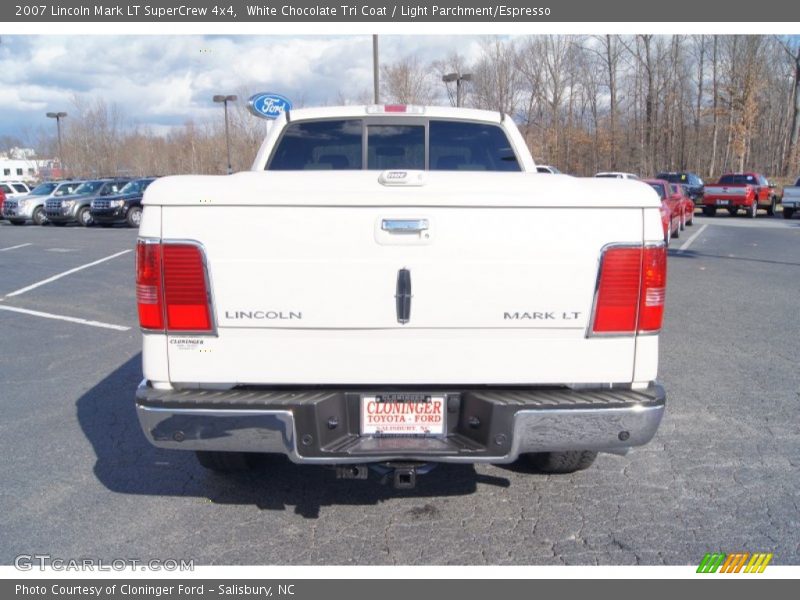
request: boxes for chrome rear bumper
[135,381,665,464]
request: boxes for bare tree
[470,37,521,115]
[777,36,800,175]
[380,54,436,105]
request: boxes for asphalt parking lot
[1,214,799,566]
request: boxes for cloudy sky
[0,35,489,141]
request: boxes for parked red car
[0,189,5,220]
[702,172,779,217]
[644,179,683,243]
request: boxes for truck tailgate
[704,185,749,199]
[145,172,660,385]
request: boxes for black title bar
[4,0,800,22]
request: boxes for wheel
[671,219,679,239]
[77,207,93,227]
[702,206,716,217]
[679,210,686,231]
[32,207,47,226]
[784,207,795,220]
[749,201,757,219]
[687,209,694,226]
[126,206,142,228]
[523,451,598,474]
[766,197,776,216]
[195,451,255,472]
[727,207,738,217]
[9,219,25,225]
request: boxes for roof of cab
[283,105,506,124]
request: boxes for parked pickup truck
[134,105,667,489]
[702,172,779,217]
[780,177,800,220]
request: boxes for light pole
[372,35,380,104]
[442,73,473,107]
[213,94,237,174]
[46,111,67,177]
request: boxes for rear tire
[195,451,255,472]
[702,206,716,217]
[784,207,795,220]
[679,210,686,231]
[525,451,598,474]
[671,220,679,239]
[126,206,142,228]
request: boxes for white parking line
[0,243,32,252]
[4,249,132,298]
[676,224,708,254]
[0,305,130,331]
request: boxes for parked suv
[655,172,704,204]
[2,180,82,225]
[90,178,156,228]
[0,182,31,220]
[0,181,32,198]
[44,178,130,226]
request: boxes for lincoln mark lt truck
[134,105,667,488]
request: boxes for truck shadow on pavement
[77,355,511,519]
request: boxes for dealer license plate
[716,200,730,206]
[360,393,446,436]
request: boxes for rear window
[719,174,756,185]
[656,173,685,184]
[266,118,520,172]
[268,120,363,170]
[647,183,666,199]
[12,184,28,193]
[429,121,520,171]
[0,184,11,193]
[367,125,424,170]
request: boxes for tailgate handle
[381,219,429,233]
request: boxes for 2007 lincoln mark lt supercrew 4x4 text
[134,105,667,489]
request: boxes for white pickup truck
[781,177,800,219]
[134,105,667,488]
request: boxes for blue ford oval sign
[247,93,293,120]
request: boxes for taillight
[136,240,163,330]
[163,244,212,331]
[135,239,213,333]
[638,245,667,333]
[591,244,667,335]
